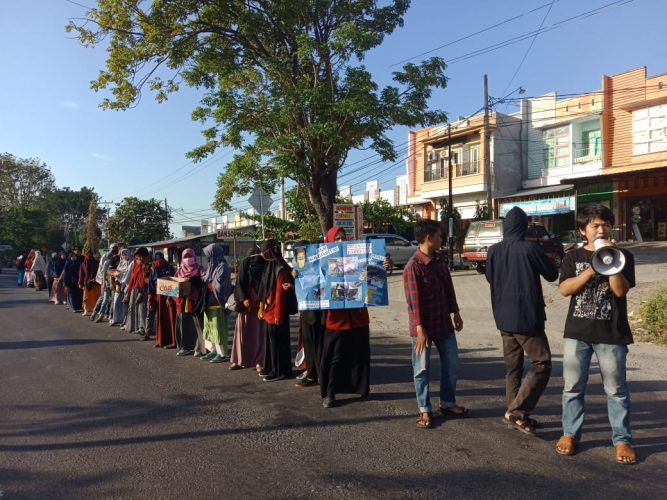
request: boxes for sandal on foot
[556,435,577,456]
[504,415,538,435]
[438,405,470,418]
[416,411,432,429]
[615,443,637,465]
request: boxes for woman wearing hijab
[30,250,48,291]
[24,250,35,287]
[174,248,207,356]
[62,250,84,313]
[147,251,176,346]
[319,227,371,408]
[200,243,234,362]
[125,247,150,336]
[49,251,68,305]
[229,245,267,371]
[78,250,101,316]
[257,239,296,382]
[16,255,26,287]
[110,248,132,326]
[93,253,120,323]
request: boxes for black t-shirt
[559,247,635,345]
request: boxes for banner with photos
[293,239,389,310]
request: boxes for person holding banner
[404,219,466,429]
[320,227,371,408]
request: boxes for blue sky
[1,0,665,233]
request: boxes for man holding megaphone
[556,204,637,465]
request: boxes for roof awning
[561,164,667,184]
[496,184,574,200]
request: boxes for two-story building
[495,90,604,236]
[405,112,522,225]
[563,67,667,241]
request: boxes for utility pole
[483,74,492,218]
[164,198,169,236]
[447,124,454,270]
[280,177,286,256]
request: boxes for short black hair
[414,219,442,244]
[576,204,615,230]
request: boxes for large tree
[105,197,170,245]
[362,197,415,233]
[68,0,447,233]
[0,153,56,210]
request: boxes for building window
[543,126,569,168]
[424,149,447,182]
[633,104,667,155]
[457,145,479,176]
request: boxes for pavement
[1,243,666,499]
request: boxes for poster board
[294,239,388,310]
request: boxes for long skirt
[82,283,101,312]
[302,319,325,381]
[319,326,371,399]
[66,286,83,312]
[49,278,67,304]
[203,307,228,355]
[33,270,47,290]
[230,312,266,368]
[265,322,292,379]
[176,311,202,351]
[154,295,177,348]
[126,287,147,333]
[111,289,127,325]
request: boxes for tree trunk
[308,169,337,237]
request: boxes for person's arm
[558,251,590,297]
[609,250,634,298]
[403,262,428,353]
[443,266,463,332]
[273,270,290,324]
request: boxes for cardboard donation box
[157,277,191,297]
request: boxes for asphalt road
[1,260,666,499]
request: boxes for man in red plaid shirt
[403,219,467,429]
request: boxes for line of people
[15,203,636,465]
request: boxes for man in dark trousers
[486,206,559,435]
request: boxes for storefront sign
[499,196,572,217]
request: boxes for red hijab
[324,227,346,243]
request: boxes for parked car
[364,233,418,272]
[462,220,564,274]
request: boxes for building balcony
[424,161,480,183]
[574,147,602,164]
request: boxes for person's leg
[411,337,432,413]
[593,343,632,446]
[276,322,293,378]
[435,333,460,409]
[302,321,318,381]
[507,332,552,419]
[562,339,593,442]
[501,332,524,410]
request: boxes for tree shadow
[0,338,134,350]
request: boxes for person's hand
[274,318,282,325]
[282,283,294,291]
[414,325,430,355]
[292,269,299,278]
[453,312,463,332]
[382,258,391,270]
[243,299,250,308]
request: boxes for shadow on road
[0,338,134,350]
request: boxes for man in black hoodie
[486,206,559,435]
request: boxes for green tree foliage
[239,212,299,242]
[0,206,50,251]
[84,199,102,253]
[362,198,415,233]
[67,1,448,233]
[43,187,101,248]
[0,153,55,210]
[105,197,170,245]
[285,186,325,241]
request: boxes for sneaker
[296,371,308,380]
[264,374,287,382]
[193,351,206,358]
[294,378,318,388]
[322,396,336,408]
[210,354,229,364]
[89,314,97,322]
[258,369,269,377]
[177,349,194,356]
[201,351,216,361]
[82,312,90,317]
[140,334,151,341]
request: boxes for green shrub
[637,286,667,345]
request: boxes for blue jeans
[562,339,631,445]
[412,333,459,413]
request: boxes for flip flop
[556,435,577,456]
[438,405,470,418]
[503,415,538,436]
[615,443,637,465]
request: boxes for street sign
[334,204,355,240]
[248,188,272,215]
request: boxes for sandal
[503,414,538,435]
[416,411,432,429]
[438,405,470,418]
[615,443,637,465]
[556,435,577,456]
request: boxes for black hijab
[257,239,289,303]
[233,243,265,302]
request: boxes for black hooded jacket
[485,207,559,334]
